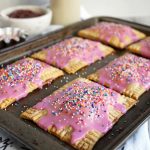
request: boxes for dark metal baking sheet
[0,17,150,150]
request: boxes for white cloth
[118,121,150,150]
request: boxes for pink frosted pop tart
[78,22,146,49]
[88,53,150,99]
[0,58,64,109]
[31,37,114,74]
[21,78,136,150]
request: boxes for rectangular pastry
[88,53,150,99]
[21,78,136,150]
[127,37,150,58]
[31,37,114,74]
[0,58,64,109]
[78,22,146,49]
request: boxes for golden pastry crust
[127,37,150,59]
[109,36,125,49]
[63,59,88,74]
[87,73,99,83]
[31,50,47,62]
[78,30,100,41]
[48,125,103,150]
[98,43,115,55]
[74,131,103,150]
[118,95,137,110]
[132,29,146,39]
[123,83,146,100]
[40,66,64,82]
[48,125,73,143]
[0,98,16,109]
[21,108,48,123]
[127,43,141,54]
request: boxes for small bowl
[0,5,52,35]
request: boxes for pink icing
[96,53,150,93]
[86,22,141,46]
[41,37,106,69]
[33,79,126,143]
[0,58,52,104]
[138,37,150,58]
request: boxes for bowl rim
[0,5,52,20]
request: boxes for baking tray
[0,17,150,150]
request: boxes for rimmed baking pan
[0,17,150,150]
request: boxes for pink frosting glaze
[85,22,141,46]
[41,37,106,69]
[0,58,53,103]
[137,37,150,58]
[95,53,150,93]
[33,79,126,143]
